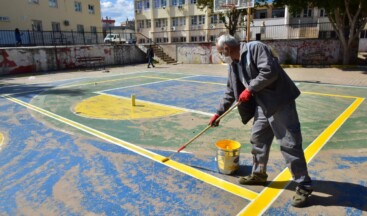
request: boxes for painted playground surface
[0,70,366,215]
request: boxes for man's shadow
[267,180,367,211]
[189,164,366,211]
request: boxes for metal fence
[0,30,106,47]
[149,22,336,43]
[1,22,336,47]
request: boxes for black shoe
[291,185,313,207]
[238,173,268,185]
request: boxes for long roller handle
[161,101,240,162]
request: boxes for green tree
[273,0,367,65]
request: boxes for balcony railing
[145,22,336,44]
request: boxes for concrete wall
[0,45,146,75]
[176,39,344,65]
[359,38,367,52]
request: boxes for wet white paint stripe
[97,75,201,93]
[98,92,214,117]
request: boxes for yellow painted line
[302,91,360,99]
[3,95,258,201]
[237,97,364,215]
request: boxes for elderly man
[209,34,313,207]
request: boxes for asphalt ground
[0,64,366,215]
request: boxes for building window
[75,2,82,12]
[32,20,43,31]
[191,36,197,42]
[319,31,336,39]
[0,16,10,22]
[198,15,205,25]
[90,26,97,33]
[49,0,58,7]
[136,1,142,10]
[29,0,39,4]
[146,20,151,28]
[154,0,160,8]
[319,8,327,17]
[172,17,177,26]
[303,8,312,17]
[172,37,187,42]
[172,17,185,26]
[52,22,61,32]
[156,37,168,43]
[293,11,301,18]
[191,0,196,4]
[272,8,285,18]
[210,35,217,42]
[77,24,84,33]
[172,0,184,6]
[210,15,217,24]
[255,9,267,19]
[198,36,205,41]
[213,14,223,24]
[161,0,167,7]
[191,16,197,25]
[139,38,145,43]
[88,5,95,14]
[138,20,145,28]
[155,18,167,28]
[144,0,150,9]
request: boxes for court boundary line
[237,96,365,215]
[2,95,258,201]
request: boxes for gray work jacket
[216,41,300,123]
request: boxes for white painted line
[98,92,214,117]
[98,75,200,93]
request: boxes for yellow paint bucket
[215,140,241,175]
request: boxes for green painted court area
[1,70,366,215]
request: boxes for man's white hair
[216,34,240,49]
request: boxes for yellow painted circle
[74,95,184,120]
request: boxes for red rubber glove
[239,89,252,103]
[209,114,220,127]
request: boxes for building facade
[134,1,336,44]
[0,0,102,32]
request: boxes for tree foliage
[196,0,268,36]
[273,0,367,64]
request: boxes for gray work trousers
[250,101,312,185]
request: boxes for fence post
[83,31,85,45]
[52,31,55,45]
[31,30,36,46]
[41,30,45,46]
[27,30,31,46]
[71,30,75,45]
